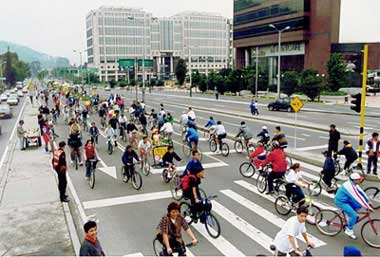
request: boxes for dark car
[0,103,12,119]
[268,98,294,112]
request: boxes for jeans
[286,184,305,204]
[322,172,335,187]
[85,160,97,177]
[335,201,359,230]
[267,171,286,192]
[367,156,378,174]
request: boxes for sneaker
[123,176,128,183]
[70,160,74,165]
[344,228,357,239]
[79,162,84,166]
[85,176,90,180]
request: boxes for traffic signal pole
[357,44,369,169]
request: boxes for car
[0,94,8,102]
[0,104,12,119]
[268,98,294,112]
[17,91,24,97]
[7,95,19,105]
[22,87,28,94]
[10,88,17,94]
[104,86,111,91]
[5,90,10,97]
[92,86,97,90]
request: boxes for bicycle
[270,244,313,257]
[169,174,207,201]
[256,167,286,195]
[234,136,255,155]
[209,134,229,157]
[121,163,143,190]
[153,238,195,257]
[180,194,221,239]
[140,154,151,176]
[239,159,257,178]
[334,155,365,178]
[107,137,114,155]
[87,159,97,189]
[182,139,202,161]
[306,173,340,197]
[315,206,380,248]
[274,184,321,225]
[162,163,179,184]
[71,147,80,171]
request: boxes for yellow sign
[290,96,304,112]
[153,145,169,163]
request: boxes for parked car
[0,94,8,102]
[7,95,19,105]
[10,88,17,94]
[17,91,24,97]
[104,86,111,91]
[268,98,294,112]
[0,103,12,119]
[22,87,28,94]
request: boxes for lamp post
[269,24,291,98]
[128,16,138,102]
[73,50,84,86]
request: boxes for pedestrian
[328,124,341,156]
[28,86,34,106]
[52,141,69,202]
[215,91,219,100]
[79,221,105,256]
[16,120,26,150]
[41,120,51,153]
[365,132,380,175]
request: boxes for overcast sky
[0,0,379,65]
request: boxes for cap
[262,126,267,130]
[350,173,362,180]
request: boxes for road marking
[354,126,374,130]
[319,136,329,140]
[296,145,328,151]
[123,253,144,257]
[63,203,81,256]
[234,180,335,211]
[83,190,172,209]
[98,157,118,179]
[202,149,238,155]
[191,220,245,257]
[286,135,306,141]
[212,200,273,254]
[301,133,311,137]
[150,161,229,175]
[221,189,326,247]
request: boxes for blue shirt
[186,128,199,141]
[183,159,204,176]
[205,119,216,127]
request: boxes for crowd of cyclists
[32,83,378,257]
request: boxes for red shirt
[249,146,265,159]
[260,148,287,172]
[85,146,96,159]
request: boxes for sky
[0,0,379,65]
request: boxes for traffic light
[351,93,362,113]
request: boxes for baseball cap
[350,173,362,180]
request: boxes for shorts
[217,133,227,140]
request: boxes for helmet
[262,126,267,130]
[271,140,280,148]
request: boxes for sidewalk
[0,100,76,256]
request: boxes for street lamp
[73,50,84,86]
[269,24,291,98]
[128,16,139,102]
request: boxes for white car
[17,91,24,97]
[7,95,19,105]
[10,88,17,94]
[105,86,111,91]
[0,94,8,102]
[5,91,10,97]
[22,87,28,93]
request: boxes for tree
[175,58,187,86]
[156,80,164,87]
[84,73,100,84]
[229,69,244,95]
[37,70,49,81]
[109,79,117,88]
[327,53,350,91]
[300,69,323,101]
[242,66,255,92]
[282,71,299,97]
[119,80,127,88]
[1,50,30,86]
[4,50,16,86]
[199,74,208,93]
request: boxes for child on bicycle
[89,122,99,144]
[182,167,205,223]
[104,124,115,146]
[285,163,312,205]
[162,146,182,179]
[83,139,99,180]
[151,128,161,146]
[138,136,151,160]
[249,141,266,171]
[121,145,140,182]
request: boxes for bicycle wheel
[132,172,142,190]
[142,159,150,176]
[234,140,243,153]
[256,172,267,193]
[334,161,342,176]
[89,169,95,189]
[315,209,343,236]
[209,140,217,153]
[153,238,162,257]
[286,155,293,169]
[108,141,113,155]
[170,175,183,200]
[221,143,229,157]
[361,219,380,248]
[274,195,292,215]
[182,144,191,157]
[365,187,380,208]
[180,202,193,225]
[75,153,78,170]
[306,203,320,225]
[307,181,322,197]
[162,169,170,183]
[205,212,221,239]
[239,162,256,178]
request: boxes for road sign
[119,59,135,68]
[290,96,304,112]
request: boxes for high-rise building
[86,6,231,82]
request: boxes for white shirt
[180,114,188,126]
[104,127,115,138]
[158,110,166,118]
[273,216,307,253]
[286,170,303,184]
[212,124,226,135]
[119,116,127,124]
[160,122,174,133]
[138,140,151,151]
[188,110,196,120]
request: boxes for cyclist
[180,111,188,127]
[104,124,115,148]
[98,107,107,129]
[166,113,174,125]
[108,114,119,147]
[182,150,203,177]
[249,142,267,171]
[321,150,336,190]
[160,119,174,142]
[211,121,227,154]
[119,114,127,139]
[83,139,99,180]
[272,126,288,149]
[185,127,199,151]
[139,112,148,135]
[162,146,182,179]
[336,140,358,172]
[285,163,311,205]
[186,117,197,131]
[260,141,287,195]
[334,173,373,239]
[187,107,196,121]
[204,116,216,129]
[88,122,99,144]
[138,136,151,161]
[257,126,270,145]
[121,145,140,182]
[126,119,138,135]
[151,128,161,146]
[149,109,158,130]
[158,107,166,121]
[82,108,89,127]
[68,123,83,166]
[155,202,198,256]
[272,206,315,256]
[236,121,253,152]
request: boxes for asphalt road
[50,89,380,256]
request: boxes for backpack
[181,174,197,191]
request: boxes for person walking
[365,132,380,175]
[328,124,341,156]
[250,99,259,115]
[16,120,26,150]
[79,221,105,256]
[52,141,69,202]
